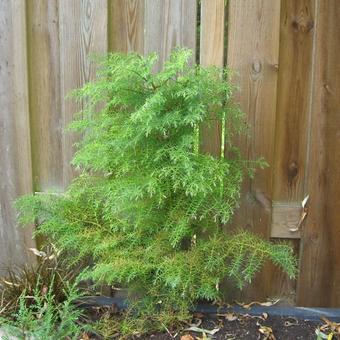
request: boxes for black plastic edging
[195,304,340,322]
[76,296,340,322]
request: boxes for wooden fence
[0,0,339,307]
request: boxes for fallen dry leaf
[1,280,20,287]
[180,335,195,340]
[240,313,267,322]
[258,323,276,340]
[320,317,340,336]
[81,333,90,340]
[236,299,280,309]
[28,247,47,257]
[189,318,202,327]
[217,312,238,321]
[284,317,298,327]
[184,326,220,336]
[258,300,280,307]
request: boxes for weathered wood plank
[144,0,197,70]
[271,0,315,239]
[27,0,63,192]
[297,0,340,307]
[226,0,281,301]
[227,0,280,237]
[0,0,35,273]
[271,202,302,238]
[109,0,144,53]
[200,0,224,67]
[59,0,108,187]
[199,0,225,157]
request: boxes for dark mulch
[141,313,321,339]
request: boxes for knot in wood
[252,59,262,74]
[292,18,314,33]
[288,161,298,180]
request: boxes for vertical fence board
[273,0,315,204]
[27,1,62,192]
[59,0,108,187]
[109,0,144,53]
[144,0,196,70]
[259,0,316,303]
[297,1,340,307]
[226,0,281,300]
[0,0,35,272]
[199,0,225,157]
[271,0,315,240]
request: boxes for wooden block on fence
[271,202,302,239]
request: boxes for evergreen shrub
[16,48,297,331]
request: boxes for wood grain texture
[27,0,62,192]
[199,0,225,157]
[270,0,315,240]
[59,0,108,187]
[0,0,35,273]
[200,0,224,67]
[272,0,314,208]
[271,202,301,238]
[109,0,144,53]
[144,0,197,70]
[297,0,340,307]
[226,0,282,301]
[227,0,280,238]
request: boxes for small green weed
[0,279,85,340]
[0,244,83,318]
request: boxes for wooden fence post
[226,0,281,301]
[27,1,63,191]
[0,0,35,273]
[297,0,340,307]
[59,0,108,188]
[199,0,225,157]
[144,0,197,70]
[109,0,144,54]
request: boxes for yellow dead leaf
[184,327,220,336]
[237,299,280,309]
[258,324,276,340]
[28,247,47,257]
[321,317,340,333]
[180,335,195,340]
[217,312,238,321]
[1,280,19,287]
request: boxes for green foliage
[0,279,85,340]
[16,48,297,333]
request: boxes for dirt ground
[140,313,324,340]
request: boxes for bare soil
[140,313,322,339]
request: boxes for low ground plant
[16,48,297,335]
[0,245,82,317]
[0,279,85,339]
